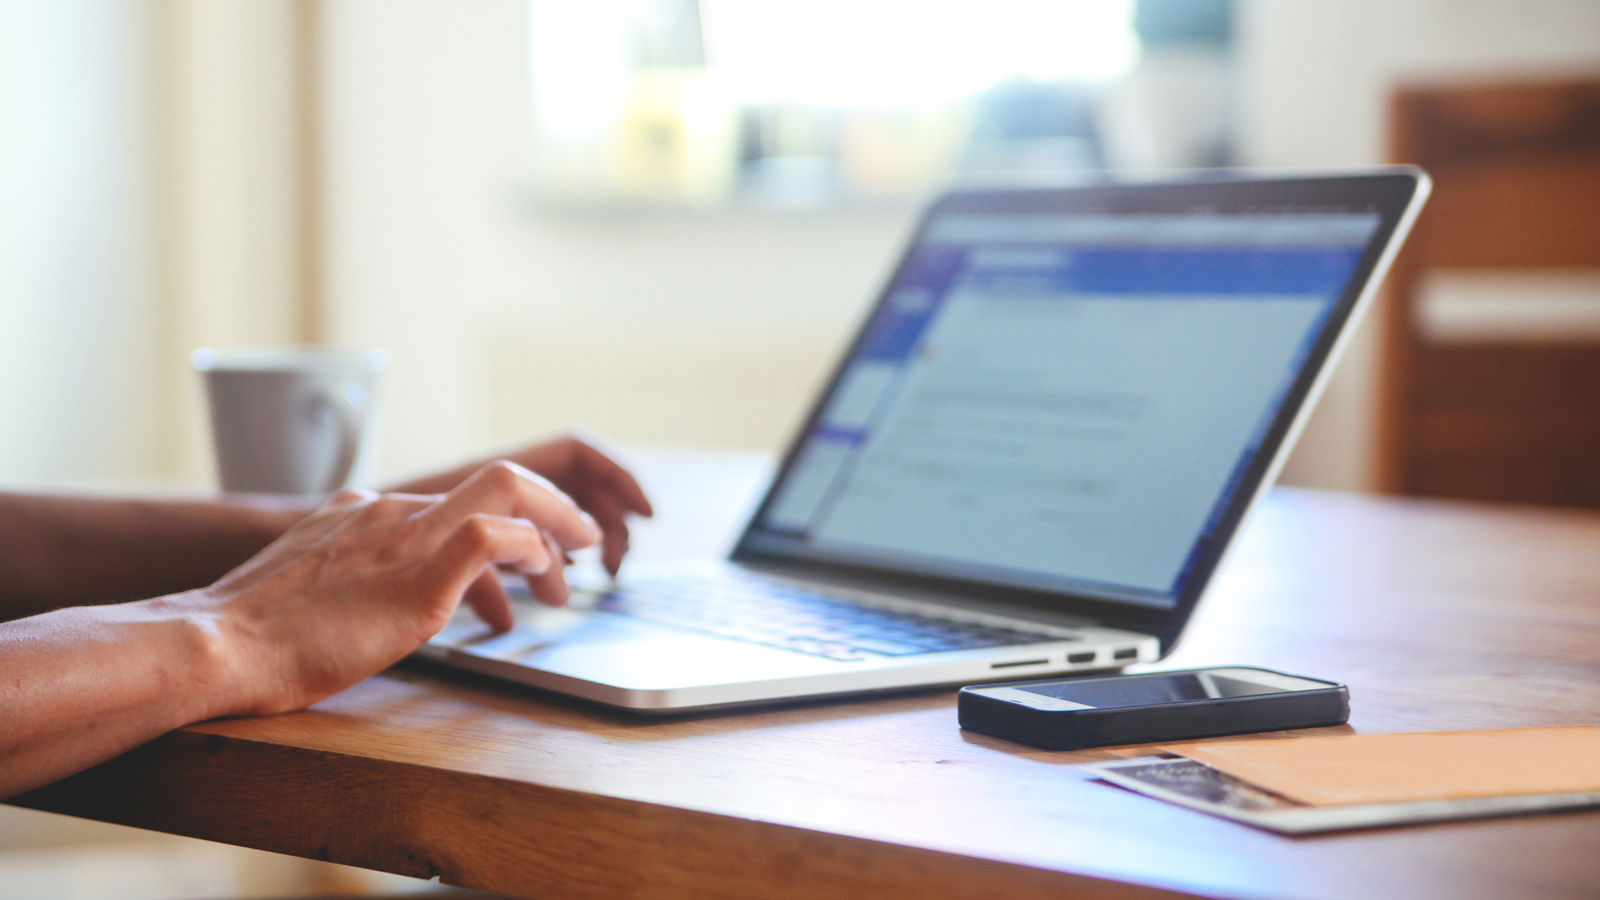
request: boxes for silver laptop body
[417,169,1429,712]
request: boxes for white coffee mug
[194,347,387,495]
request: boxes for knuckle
[483,459,523,487]
[457,514,496,549]
[329,487,375,505]
[367,495,408,517]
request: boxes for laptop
[418,168,1430,712]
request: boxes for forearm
[0,596,239,798]
[0,462,603,798]
[0,493,312,619]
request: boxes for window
[528,0,1140,208]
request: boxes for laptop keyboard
[591,575,1073,661]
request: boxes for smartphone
[958,666,1349,751]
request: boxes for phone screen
[1016,671,1293,709]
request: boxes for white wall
[146,0,310,486]
[0,0,158,488]
[1235,0,1600,490]
[0,0,314,493]
[320,0,917,480]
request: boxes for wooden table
[13,455,1600,900]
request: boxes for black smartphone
[958,666,1349,750]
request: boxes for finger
[564,489,632,575]
[428,512,553,589]
[602,526,629,577]
[569,439,654,518]
[521,529,571,607]
[463,566,515,633]
[419,461,599,551]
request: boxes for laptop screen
[739,198,1385,611]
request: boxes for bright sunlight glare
[701,0,1141,107]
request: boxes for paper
[1164,726,1600,806]
[1087,755,1600,835]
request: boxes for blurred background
[1,0,1597,896]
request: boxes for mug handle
[314,387,363,493]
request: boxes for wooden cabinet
[1382,78,1600,507]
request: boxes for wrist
[130,591,257,723]
[0,596,263,797]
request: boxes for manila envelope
[1165,726,1600,806]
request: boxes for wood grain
[1381,76,1600,504]
[16,730,1197,900]
[13,488,1600,900]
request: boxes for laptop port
[1067,651,1097,664]
[1112,647,1138,660]
[990,658,1049,669]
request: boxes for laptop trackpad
[430,606,849,690]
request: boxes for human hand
[195,461,599,717]
[386,434,652,575]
